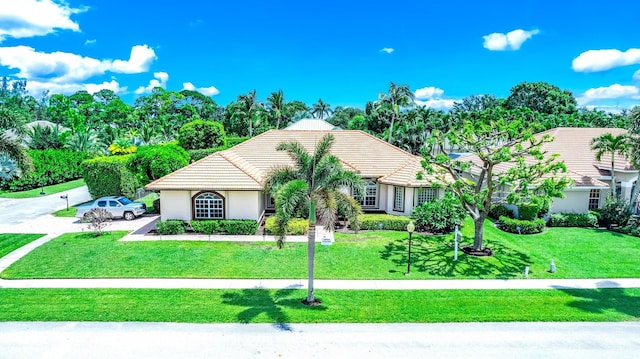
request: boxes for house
[458,127,638,214]
[146,127,441,223]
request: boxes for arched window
[193,192,224,219]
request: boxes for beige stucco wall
[160,190,263,222]
[226,191,262,220]
[549,188,594,214]
[159,190,192,221]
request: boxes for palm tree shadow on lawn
[221,287,327,331]
[557,283,640,318]
[380,235,533,279]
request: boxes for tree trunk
[473,216,484,250]
[387,112,395,144]
[306,201,317,304]
[611,156,616,197]
[632,170,640,214]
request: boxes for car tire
[124,211,135,221]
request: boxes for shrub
[82,155,138,199]
[265,216,308,235]
[152,198,160,214]
[220,220,259,235]
[517,202,541,220]
[128,144,190,184]
[190,220,222,234]
[357,214,411,231]
[178,119,226,150]
[84,207,112,237]
[599,195,632,228]
[187,146,228,162]
[156,219,186,235]
[411,192,466,234]
[108,138,137,155]
[488,204,514,220]
[498,216,545,234]
[226,136,249,147]
[2,149,90,191]
[548,213,598,227]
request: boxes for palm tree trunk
[611,155,616,197]
[387,112,395,144]
[306,201,317,304]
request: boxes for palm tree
[0,106,31,177]
[235,90,263,137]
[377,82,415,144]
[591,132,631,197]
[267,90,285,129]
[311,98,333,120]
[629,106,640,134]
[264,134,363,305]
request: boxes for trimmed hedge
[517,203,541,220]
[264,216,308,235]
[190,219,259,235]
[2,149,90,191]
[128,144,190,184]
[357,214,411,231]
[227,136,249,147]
[488,204,514,220]
[548,213,598,228]
[156,219,186,235]
[82,155,138,199]
[187,146,228,162]
[498,216,545,234]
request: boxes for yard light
[405,220,415,275]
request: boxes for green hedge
[357,214,411,231]
[178,119,226,150]
[82,155,138,199]
[156,220,186,235]
[548,213,598,227]
[190,219,259,235]
[129,144,190,184]
[517,203,541,220]
[187,146,228,162]
[488,204,514,220]
[227,136,249,147]
[2,149,90,191]
[264,216,308,235]
[498,216,545,234]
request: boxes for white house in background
[458,127,638,214]
[146,123,442,223]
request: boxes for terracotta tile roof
[146,130,429,190]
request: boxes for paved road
[1,322,639,358]
[0,186,91,225]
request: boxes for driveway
[0,186,92,226]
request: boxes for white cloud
[414,86,444,100]
[380,47,394,54]
[0,0,86,43]
[483,29,539,51]
[632,69,640,82]
[415,98,458,110]
[135,72,169,94]
[0,44,156,83]
[26,79,123,96]
[182,82,219,96]
[572,48,640,72]
[576,84,640,105]
[85,39,96,46]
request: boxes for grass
[0,179,85,199]
[52,192,158,217]
[0,288,637,323]
[2,218,639,279]
[0,234,45,258]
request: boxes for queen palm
[236,90,263,137]
[267,90,285,129]
[378,82,414,144]
[311,98,333,120]
[264,133,363,305]
[591,132,631,197]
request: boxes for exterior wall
[384,186,444,216]
[549,188,592,214]
[159,190,192,221]
[225,191,262,220]
[161,190,263,222]
[377,183,388,211]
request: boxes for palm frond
[313,191,338,231]
[263,166,298,195]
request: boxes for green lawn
[0,179,85,199]
[2,218,639,279]
[0,234,45,258]
[0,288,637,323]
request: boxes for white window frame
[194,192,224,219]
[359,180,378,208]
[393,186,405,212]
[588,189,600,210]
[415,187,437,206]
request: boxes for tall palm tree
[0,106,31,177]
[311,98,333,120]
[591,132,631,197]
[264,134,363,305]
[629,106,640,134]
[236,90,263,137]
[378,82,415,144]
[267,90,285,129]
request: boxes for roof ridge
[379,157,420,182]
[146,151,225,188]
[217,151,264,186]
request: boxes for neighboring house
[458,127,637,214]
[284,118,340,131]
[146,127,441,223]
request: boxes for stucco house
[458,127,638,214]
[146,126,442,223]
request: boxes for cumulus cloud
[413,86,458,110]
[85,39,96,46]
[0,0,86,43]
[380,47,394,54]
[576,84,640,105]
[26,79,123,96]
[572,48,640,72]
[182,82,219,96]
[483,29,539,51]
[0,45,156,83]
[634,69,640,82]
[135,72,169,94]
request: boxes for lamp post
[405,220,415,275]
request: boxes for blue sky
[1,0,640,111]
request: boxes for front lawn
[0,288,637,323]
[0,179,85,199]
[0,234,45,258]
[2,218,639,279]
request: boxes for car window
[98,201,107,207]
[118,197,133,205]
[109,201,120,207]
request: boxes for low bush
[599,195,632,228]
[265,216,308,235]
[190,219,258,235]
[155,219,186,235]
[190,220,221,234]
[411,192,466,234]
[151,198,160,214]
[498,216,545,234]
[548,213,598,227]
[488,204,514,220]
[517,202,541,220]
[357,214,411,231]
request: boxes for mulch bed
[461,245,493,257]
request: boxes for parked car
[76,196,146,221]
